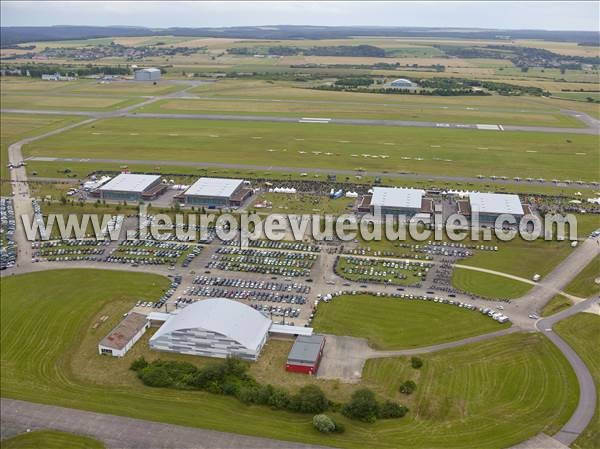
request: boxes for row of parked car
[250,304,302,318]
[182,245,203,268]
[309,290,511,326]
[222,239,320,253]
[184,285,307,304]
[206,259,311,277]
[192,276,310,294]
[0,198,16,270]
[151,275,182,308]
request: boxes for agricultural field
[555,313,600,449]
[0,270,578,449]
[311,294,510,349]
[22,117,600,181]
[0,430,105,449]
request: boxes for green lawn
[135,97,580,127]
[459,238,574,279]
[360,332,578,448]
[555,313,600,449]
[0,270,579,449]
[312,294,510,349]
[0,430,105,449]
[452,267,533,299]
[541,295,574,317]
[564,255,600,298]
[0,114,85,195]
[23,117,600,181]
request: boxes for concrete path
[0,398,330,449]
[537,296,600,447]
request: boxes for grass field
[0,430,105,449]
[541,295,574,317]
[0,269,578,449]
[23,158,599,198]
[459,238,574,279]
[251,192,355,215]
[23,117,600,181]
[135,97,581,127]
[555,313,600,449]
[552,92,600,102]
[564,255,600,298]
[311,294,510,349]
[452,268,532,299]
[1,93,144,112]
[0,113,85,195]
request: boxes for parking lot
[0,198,16,270]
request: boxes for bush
[399,380,417,395]
[377,400,408,419]
[342,388,379,423]
[411,356,423,369]
[290,385,329,414]
[268,388,291,410]
[138,365,174,388]
[129,356,148,371]
[313,414,336,433]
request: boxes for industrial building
[149,298,272,361]
[98,173,165,202]
[467,192,525,224]
[368,187,426,216]
[286,334,326,375]
[183,177,252,208]
[134,67,161,81]
[98,312,149,357]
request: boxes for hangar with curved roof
[149,298,271,361]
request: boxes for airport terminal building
[467,192,525,224]
[149,298,271,361]
[99,173,164,202]
[183,177,251,208]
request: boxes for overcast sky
[1,1,598,32]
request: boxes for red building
[285,335,326,375]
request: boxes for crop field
[555,313,600,449]
[564,255,600,298]
[23,118,600,181]
[311,294,510,349]
[0,270,578,449]
[451,268,532,299]
[1,93,143,111]
[135,97,581,127]
[0,113,85,195]
[1,430,106,449]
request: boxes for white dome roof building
[149,298,272,361]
